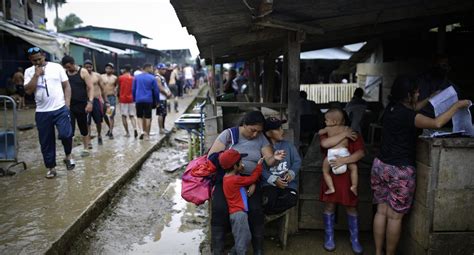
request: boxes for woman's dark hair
[353,88,364,98]
[388,75,419,103]
[240,111,265,126]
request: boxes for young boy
[319,108,358,195]
[220,149,264,255]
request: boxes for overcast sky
[45,0,200,57]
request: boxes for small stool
[264,210,290,250]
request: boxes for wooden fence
[300,83,359,103]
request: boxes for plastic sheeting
[0,20,67,59]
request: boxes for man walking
[24,47,75,178]
[118,65,138,138]
[101,63,118,139]
[83,60,107,147]
[132,63,160,140]
[168,64,180,113]
[62,56,94,157]
[155,63,172,134]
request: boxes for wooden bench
[264,210,291,250]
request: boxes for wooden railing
[300,83,359,103]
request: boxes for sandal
[45,169,57,179]
[63,159,76,170]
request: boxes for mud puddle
[68,130,209,254]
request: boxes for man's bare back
[101,74,117,96]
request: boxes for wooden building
[62,25,165,70]
[172,1,474,254]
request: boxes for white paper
[453,104,474,136]
[430,131,465,138]
[429,86,458,117]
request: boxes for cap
[264,117,287,131]
[218,149,248,170]
[105,62,114,68]
[83,59,93,65]
[156,63,167,69]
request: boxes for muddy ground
[68,130,209,254]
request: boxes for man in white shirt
[24,47,75,179]
[183,64,194,94]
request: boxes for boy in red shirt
[220,149,263,255]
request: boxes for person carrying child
[221,149,264,255]
[318,108,358,196]
[319,108,365,254]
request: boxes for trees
[44,0,66,31]
[56,13,83,31]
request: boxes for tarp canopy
[300,48,352,60]
[11,22,127,55]
[0,20,67,59]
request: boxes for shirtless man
[84,60,107,146]
[101,63,118,139]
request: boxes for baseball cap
[264,117,287,131]
[105,62,114,68]
[83,59,93,65]
[156,63,167,69]
[218,149,248,170]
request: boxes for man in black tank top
[62,56,94,157]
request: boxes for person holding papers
[370,75,471,255]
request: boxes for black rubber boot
[251,224,265,255]
[211,226,226,255]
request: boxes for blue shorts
[156,100,167,117]
[106,95,116,118]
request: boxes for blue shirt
[261,140,301,190]
[132,73,160,103]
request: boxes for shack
[171,0,474,253]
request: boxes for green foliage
[56,13,83,31]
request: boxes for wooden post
[248,58,256,101]
[210,46,217,116]
[219,64,224,94]
[2,0,6,20]
[287,31,301,148]
[263,55,275,102]
[255,58,261,102]
[282,52,289,105]
[287,31,302,234]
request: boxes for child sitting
[220,149,264,255]
[319,108,358,196]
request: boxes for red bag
[181,155,215,205]
[181,127,239,205]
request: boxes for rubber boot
[347,214,363,254]
[211,226,226,255]
[323,213,336,251]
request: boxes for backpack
[181,127,239,205]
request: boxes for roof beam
[230,29,286,47]
[254,16,324,34]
